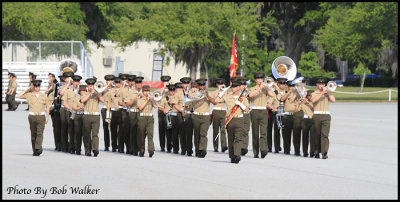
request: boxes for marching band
[10,56,336,163]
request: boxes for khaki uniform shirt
[109,87,123,109]
[211,90,226,109]
[220,92,249,118]
[311,91,330,112]
[61,87,75,107]
[71,93,85,113]
[118,87,129,108]
[82,92,101,113]
[190,90,211,113]
[137,97,154,114]
[8,79,17,92]
[171,91,185,113]
[20,92,50,114]
[47,80,55,94]
[284,91,296,112]
[102,88,113,107]
[300,101,313,118]
[159,95,173,112]
[124,90,139,110]
[248,85,270,107]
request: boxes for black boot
[139,152,144,157]
[221,146,228,153]
[105,147,109,151]
[214,148,218,152]
[322,153,328,159]
[261,151,268,158]
[161,148,165,152]
[310,152,315,158]
[315,153,320,159]
[149,151,154,158]
[234,155,241,164]
[112,148,117,152]
[93,150,99,157]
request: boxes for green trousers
[212,110,227,150]
[100,108,110,149]
[283,115,294,154]
[302,118,314,155]
[192,115,210,152]
[158,111,167,150]
[74,114,83,152]
[110,110,121,150]
[242,113,250,150]
[267,110,281,152]
[172,113,184,153]
[250,109,268,155]
[313,114,331,155]
[128,111,139,154]
[28,115,45,153]
[226,117,244,159]
[184,113,193,154]
[6,92,18,109]
[137,116,155,154]
[51,111,61,150]
[121,109,129,152]
[82,115,100,154]
[60,108,73,151]
[293,111,304,154]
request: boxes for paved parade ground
[2,102,398,199]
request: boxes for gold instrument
[327,81,337,91]
[264,77,275,88]
[59,59,78,75]
[272,56,297,80]
[151,90,163,102]
[105,102,112,124]
[94,81,106,92]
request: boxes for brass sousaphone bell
[94,81,106,92]
[59,59,78,75]
[272,56,297,81]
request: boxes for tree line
[2,2,398,88]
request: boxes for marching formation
[8,57,336,163]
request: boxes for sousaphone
[272,56,297,81]
[59,59,78,75]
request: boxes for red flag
[229,33,238,83]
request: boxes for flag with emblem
[229,33,238,84]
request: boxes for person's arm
[80,92,92,103]
[280,91,291,102]
[248,86,260,98]
[17,86,32,98]
[294,99,302,112]
[138,98,149,111]
[205,90,217,105]
[59,78,72,96]
[45,105,50,124]
[327,90,336,102]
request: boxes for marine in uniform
[158,84,175,153]
[181,77,194,156]
[266,75,277,152]
[158,75,172,152]
[311,77,336,159]
[292,77,305,156]
[191,78,217,158]
[17,80,50,156]
[125,75,141,156]
[172,82,186,155]
[267,78,287,153]
[116,74,130,153]
[280,80,296,155]
[137,85,158,157]
[6,72,19,111]
[216,80,250,163]
[59,71,75,153]
[25,72,34,111]
[295,90,315,157]
[248,72,275,158]
[80,78,105,157]
[100,74,115,151]
[211,78,228,153]
[235,76,251,156]
[108,77,123,152]
[72,85,86,155]
[48,77,61,151]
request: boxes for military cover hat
[254,72,265,79]
[127,75,136,81]
[85,78,96,85]
[315,76,328,84]
[72,75,82,81]
[161,75,171,82]
[93,76,97,82]
[58,75,64,80]
[119,74,128,80]
[29,72,34,76]
[142,85,150,91]
[276,78,288,84]
[216,78,225,84]
[231,80,241,87]
[196,78,207,85]
[286,80,295,86]
[62,71,74,78]
[104,74,115,81]
[191,82,198,88]
[167,84,176,91]
[32,74,37,79]
[180,77,191,84]
[48,72,55,77]
[32,80,42,86]
[175,82,183,88]
[134,76,144,83]
[79,85,87,91]
[114,77,121,83]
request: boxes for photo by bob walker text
[5,184,100,198]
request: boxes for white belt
[61,105,65,108]
[119,106,125,109]
[29,112,46,115]
[213,107,226,110]
[140,113,153,116]
[185,111,192,114]
[193,112,210,116]
[84,112,100,115]
[284,112,294,115]
[129,109,138,112]
[314,111,330,115]
[169,112,177,116]
[76,112,84,115]
[251,106,267,110]
[111,108,118,111]
[244,111,250,114]
[102,106,107,109]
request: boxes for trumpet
[327,81,337,91]
[151,90,163,102]
[94,81,106,92]
[217,84,231,98]
[264,77,275,88]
